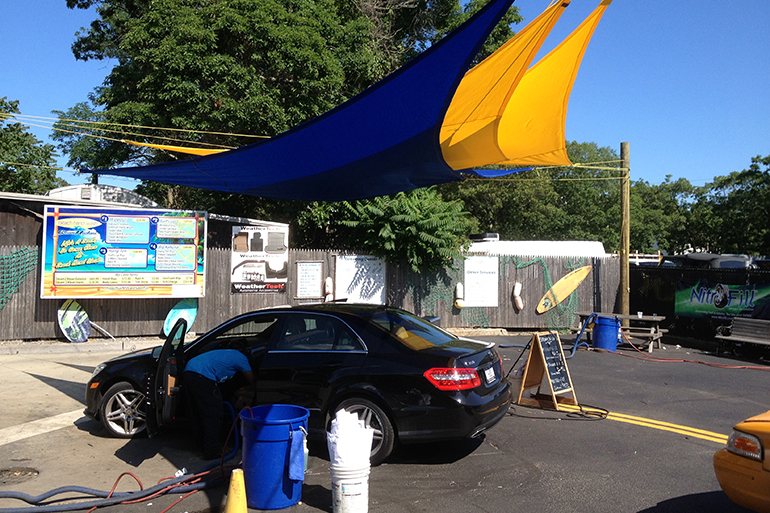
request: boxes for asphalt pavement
[0,333,766,513]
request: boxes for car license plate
[484,366,496,384]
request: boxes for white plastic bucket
[330,465,370,513]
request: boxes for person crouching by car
[183,349,254,460]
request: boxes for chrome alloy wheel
[101,383,147,437]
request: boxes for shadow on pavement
[386,436,485,465]
[25,373,86,405]
[637,490,753,512]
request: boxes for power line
[2,112,270,139]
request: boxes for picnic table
[574,311,668,353]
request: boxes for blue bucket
[240,404,310,510]
[593,316,620,351]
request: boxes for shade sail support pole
[619,141,630,325]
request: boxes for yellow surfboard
[536,266,592,314]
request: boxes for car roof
[258,303,390,315]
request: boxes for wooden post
[619,142,630,323]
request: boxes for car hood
[735,410,770,438]
[744,410,770,423]
[107,346,158,363]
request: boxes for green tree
[0,98,66,194]
[49,0,524,269]
[439,141,623,250]
[57,0,520,175]
[629,176,695,254]
[678,186,719,253]
[53,0,520,235]
[437,168,564,239]
[338,188,476,272]
[705,155,770,255]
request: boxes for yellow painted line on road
[0,409,84,447]
[559,404,729,444]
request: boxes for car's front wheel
[334,398,395,466]
[100,382,147,438]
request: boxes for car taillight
[727,430,763,461]
[424,367,481,391]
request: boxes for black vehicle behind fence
[85,304,512,464]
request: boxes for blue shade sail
[89,0,517,201]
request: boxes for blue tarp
[89,0,520,201]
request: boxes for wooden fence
[1,244,619,341]
[393,254,619,331]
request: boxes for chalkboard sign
[516,332,577,410]
[538,333,572,393]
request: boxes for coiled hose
[0,403,241,513]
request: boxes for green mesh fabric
[407,255,586,330]
[0,247,39,311]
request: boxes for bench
[715,317,770,348]
[622,326,669,348]
[574,312,668,353]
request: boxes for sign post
[517,332,577,410]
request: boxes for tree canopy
[438,141,623,249]
[43,1,769,261]
[701,155,770,255]
[56,0,520,174]
[0,98,66,194]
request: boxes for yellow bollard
[224,468,247,513]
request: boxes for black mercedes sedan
[85,304,512,465]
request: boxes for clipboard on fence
[517,332,577,410]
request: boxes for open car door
[146,318,187,437]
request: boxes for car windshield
[368,309,456,350]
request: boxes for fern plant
[340,188,474,272]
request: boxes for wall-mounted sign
[296,261,324,298]
[40,205,206,299]
[675,278,770,320]
[230,224,289,293]
[335,255,385,304]
[464,256,499,307]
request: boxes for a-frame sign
[517,332,578,410]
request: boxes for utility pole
[619,142,630,321]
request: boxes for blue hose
[566,313,597,359]
[0,475,189,513]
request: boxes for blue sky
[1,0,768,189]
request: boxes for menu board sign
[40,205,206,299]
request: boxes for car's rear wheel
[335,398,394,466]
[100,382,147,438]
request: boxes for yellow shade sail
[497,0,612,166]
[441,0,612,170]
[440,0,569,170]
[122,139,227,156]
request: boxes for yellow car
[714,410,770,513]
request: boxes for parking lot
[0,334,764,512]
